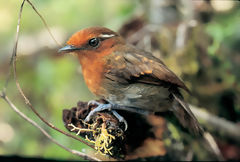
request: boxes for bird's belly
[103,83,171,112]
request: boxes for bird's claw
[84,102,128,131]
[84,103,112,123]
[87,100,101,106]
[84,111,94,123]
[112,110,128,131]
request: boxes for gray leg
[112,110,128,131]
[88,100,101,106]
[106,100,150,115]
[84,103,112,122]
[84,102,151,131]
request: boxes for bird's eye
[88,38,99,47]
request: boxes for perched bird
[59,27,203,136]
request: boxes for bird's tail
[171,92,204,136]
[170,89,224,159]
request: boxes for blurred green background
[0,0,138,160]
[0,0,239,161]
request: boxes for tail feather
[172,93,204,136]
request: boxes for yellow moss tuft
[68,121,116,156]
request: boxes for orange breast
[78,54,105,96]
[77,47,114,96]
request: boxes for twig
[0,92,100,161]
[203,132,224,161]
[4,0,240,160]
[26,0,61,46]
[3,0,26,93]
[190,104,240,144]
[7,0,95,149]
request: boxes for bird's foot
[85,102,128,131]
[87,100,101,106]
[112,110,128,131]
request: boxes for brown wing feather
[105,45,190,93]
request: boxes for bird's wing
[104,46,190,93]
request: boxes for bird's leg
[88,100,150,116]
[111,110,128,131]
[85,101,150,131]
[88,100,101,106]
[85,103,113,123]
[85,103,129,130]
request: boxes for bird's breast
[78,55,107,96]
[77,46,116,96]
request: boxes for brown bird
[59,27,203,135]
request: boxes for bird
[58,26,203,136]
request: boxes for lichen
[68,120,116,156]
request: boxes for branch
[0,92,100,161]
[25,0,61,47]
[5,0,95,149]
[190,104,240,144]
[3,0,26,92]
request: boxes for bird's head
[58,27,124,58]
[58,27,125,95]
